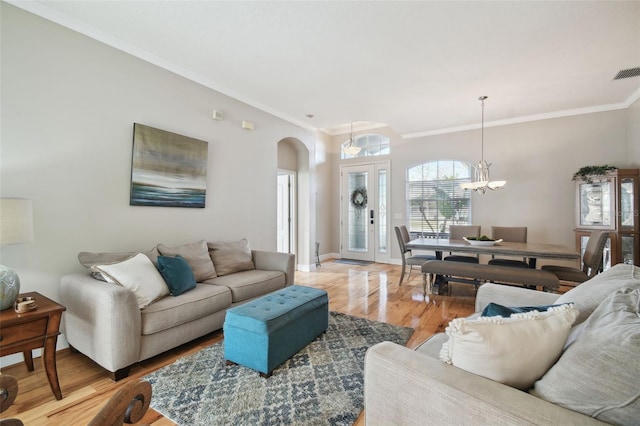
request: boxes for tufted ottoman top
[225,285,328,334]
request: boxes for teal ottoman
[223,285,329,377]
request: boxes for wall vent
[613,67,640,80]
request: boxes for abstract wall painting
[130,123,208,208]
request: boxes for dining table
[405,238,580,269]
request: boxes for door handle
[370,209,374,224]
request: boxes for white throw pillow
[440,304,579,390]
[92,253,169,309]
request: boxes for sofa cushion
[204,269,285,303]
[555,263,640,325]
[92,253,169,309]
[157,255,197,296]
[158,240,217,281]
[207,239,255,276]
[141,283,232,335]
[533,288,640,425]
[440,304,578,390]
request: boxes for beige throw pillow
[157,240,217,281]
[207,239,255,276]
[440,304,579,390]
[555,263,640,325]
[533,288,640,425]
[92,253,169,309]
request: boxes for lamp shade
[0,198,34,245]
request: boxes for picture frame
[130,123,208,208]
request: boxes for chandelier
[460,96,506,194]
[342,122,361,156]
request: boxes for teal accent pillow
[157,255,197,296]
[481,302,569,317]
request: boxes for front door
[340,162,390,262]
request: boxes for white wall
[312,131,335,261]
[0,4,315,312]
[328,109,631,264]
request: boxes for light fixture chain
[479,95,487,164]
[459,95,506,193]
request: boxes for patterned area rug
[145,311,414,425]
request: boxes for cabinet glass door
[620,177,635,230]
[621,234,635,265]
[578,179,613,228]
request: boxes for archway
[277,137,313,270]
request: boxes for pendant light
[460,96,506,194]
[342,122,361,156]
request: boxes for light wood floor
[1,261,476,425]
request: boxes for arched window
[341,134,390,159]
[406,160,473,237]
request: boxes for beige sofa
[60,240,295,380]
[365,264,640,425]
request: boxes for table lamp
[0,198,34,310]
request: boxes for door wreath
[350,188,368,210]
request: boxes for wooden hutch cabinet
[574,168,639,268]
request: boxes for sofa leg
[110,367,131,382]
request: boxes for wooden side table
[0,291,66,400]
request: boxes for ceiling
[13,1,640,137]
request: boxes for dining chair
[541,230,609,285]
[88,378,152,426]
[444,225,480,263]
[487,226,529,268]
[395,226,435,285]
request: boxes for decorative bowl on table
[463,237,503,246]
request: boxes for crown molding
[9,0,640,140]
[319,122,389,137]
[7,0,316,133]
[401,99,634,139]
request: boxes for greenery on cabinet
[572,165,617,183]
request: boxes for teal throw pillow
[157,255,197,296]
[481,302,569,317]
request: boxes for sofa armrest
[60,273,141,373]
[252,250,295,286]
[475,283,561,312]
[364,342,605,426]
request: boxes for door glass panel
[378,169,387,253]
[620,178,635,229]
[348,171,368,252]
